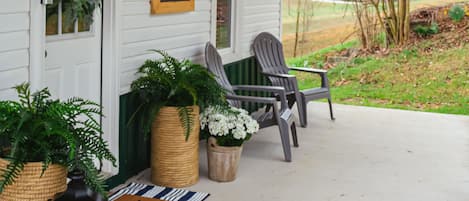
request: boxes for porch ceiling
[118,102,469,201]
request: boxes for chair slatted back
[205,42,241,108]
[253,32,296,92]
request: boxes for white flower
[200,106,259,141]
[232,128,246,140]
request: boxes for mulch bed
[407,2,469,52]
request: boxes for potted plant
[0,83,116,201]
[200,105,259,182]
[130,50,225,187]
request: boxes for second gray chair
[253,32,335,128]
[205,42,298,162]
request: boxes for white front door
[44,0,102,104]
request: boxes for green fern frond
[0,158,24,192]
[178,107,194,141]
[75,158,108,198]
[41,151,52,177]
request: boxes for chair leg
[291,122,299,148]
[273,106,292,162]
[287,94,296,109]
[279,120,292,162]
[328,98,335,121]
[295,93,307,127]
[265,104,272,113]
[301,98,308,127]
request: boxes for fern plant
[0,83,116,197]
[130,50,226,139]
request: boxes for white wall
[0,0,283,97]
[0,0,30,100]
[239,0,282,59]
[119,0,212,94]
[118,0,282,94]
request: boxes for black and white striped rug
[109,182,210,201]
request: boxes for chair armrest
[288,67,330,88]
[288,67,327,74]
[232,85,288,109]
[227,84,290,110]
[232,85,284,94]
[261,72,301,93]
[226,94,277,104]
[262,72,296,79]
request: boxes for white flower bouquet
[200,105,259,147]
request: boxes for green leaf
[178,107,194,141]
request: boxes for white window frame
[211,0,241,64]
[45,0,96,42]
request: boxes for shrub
[449,5,465,22]
[413,23,439,37]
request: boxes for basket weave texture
[151,106,200,188]
[0,158,67,201]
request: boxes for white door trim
[29,0,120,176]
[30,0,45,91]
[101,0,121,175]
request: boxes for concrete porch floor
[119,102,469,201]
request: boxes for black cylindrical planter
[56,170,106,201]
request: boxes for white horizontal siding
[0,0,30,100]
[118,0,282,94]
[0,68,29,90]
[0,13,29,33]
[119,0,212,93]
[0,0,29,14]
[0,50,29,72]
[238,0,282,59]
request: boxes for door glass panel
[216,0,232,49]
[78,17,92,32]
[61,0,75,34]
[46,0,95,36]
[46,3,59,35]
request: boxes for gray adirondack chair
[205,42,298,162]
[253,32,335,128]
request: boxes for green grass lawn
[287,43,469,115]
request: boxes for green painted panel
[224,56,271,112]
[106,56,268,189]
[106,92,151,189]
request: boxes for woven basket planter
[0,158,67,201]
[151,106,200,188]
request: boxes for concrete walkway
[125,103,469,201]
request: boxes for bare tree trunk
[370,0,411,46]
[301,0,308,55]
[354,1,368,49]
[293,0,301,57]
[397,0,410,45]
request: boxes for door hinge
[41,0,54,5]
